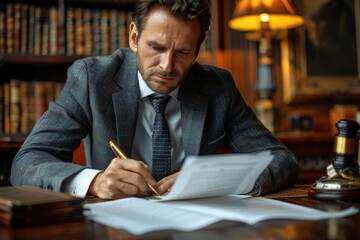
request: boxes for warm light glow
[228,0,304,31]
[260,13,270,22]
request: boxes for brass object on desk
[309,119,360,201]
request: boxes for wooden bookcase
[0,0,221,185]
[0,0,138,185]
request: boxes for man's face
[129,7,200,94]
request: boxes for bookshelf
[0,0,221,185]
[0,0,136,135]
[0,0,137,186]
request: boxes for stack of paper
[85,196,358,235]
[84,151,358,235]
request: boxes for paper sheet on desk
[153,150,273,201]
[84,196,359,235]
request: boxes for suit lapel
[112,51,139,157]
[179,72,208,157]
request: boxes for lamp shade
[229,0,304,31]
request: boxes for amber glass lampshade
[228,0,304,31]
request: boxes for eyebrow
[146,40,192,52]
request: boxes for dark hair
[132,0,212,54]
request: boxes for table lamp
[228,0,304,132]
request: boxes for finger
[98,160,149,196]
[116,158,156,185]
[117,169,149,193]
[156,176,177,194]
[92,173,135,199]
[139,161,157,185]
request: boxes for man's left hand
[154,172,179,195]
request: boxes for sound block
[308,179,360,201]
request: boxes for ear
[129,22,138,52]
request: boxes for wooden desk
[1,186,359,240]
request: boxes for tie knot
[149,95,171,114]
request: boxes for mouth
[153,75,176,82]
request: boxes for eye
[179,51,189,55]
[177,50,191,56]
[151,45,165,52]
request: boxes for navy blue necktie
[149,94,172,181]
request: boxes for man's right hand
[87,157,156,199]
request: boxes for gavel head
[332,119,360,173]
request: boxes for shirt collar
[137,71,179,100]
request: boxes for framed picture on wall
[281,0,360,103]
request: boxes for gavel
[308,119,360,201]
[332,119,359,174]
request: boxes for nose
[159,51,174,73]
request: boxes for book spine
[3,82,10,134]
[9,79,21,134]
[34,6,43,56]
[28,5,35,55]
[66,7,75,56]
[83,8,93,56]
[13,3,22,54]
[20,4,29,55]
[109,9,118,53]
[6,3,15,54]
[0,4,5,54]
[49,6,59,56]
[117,11,129,49]
[75,8,84,56]
[34,81,48,121]
[20,81,35,134]
[41,9,49,56]
[92,9,101,56]
[100,9,110,55]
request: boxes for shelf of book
[0,0,138,187]
[0,0,139,136]
[0,0,220,135]
[0,2,133,57]
[0,0,222,187]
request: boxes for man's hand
[155,172,179,195]
[88,158,156,199]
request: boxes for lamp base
[255,97,274,133]
[308,177,360,201]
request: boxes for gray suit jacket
[11,48,298,195]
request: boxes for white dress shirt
[63,72,185,197]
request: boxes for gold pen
[109,140,161,197]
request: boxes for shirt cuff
[63,168,102,198]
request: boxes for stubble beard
[136,56,191,94]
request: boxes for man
[11,0,298,199]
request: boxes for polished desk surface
[1,185,360,240]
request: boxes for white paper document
[153,150,273,201]
[85,196,358,235]
[84,151,358,235]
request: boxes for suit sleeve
[10,60,91,192]
[217,69,299,195]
